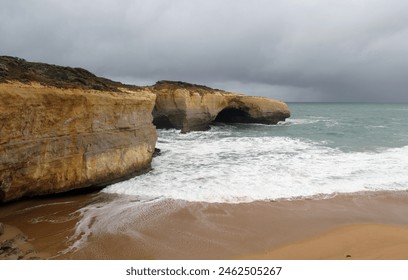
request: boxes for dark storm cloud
[1,0,408,101]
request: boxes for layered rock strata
[0,57,156,202]
[151,81,290,133]
[0,56,290,202]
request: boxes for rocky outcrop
[0,56,290,202]
[0,223,44,260]
[151,81,290,133]
[0,57,156,202]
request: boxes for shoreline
[2,190,408,259]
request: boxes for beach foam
[103,127,408,203]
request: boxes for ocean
[103,103,408,203]
[4,102,408,258]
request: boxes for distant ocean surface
[104,103,408,203]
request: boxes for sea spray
[103,103,408,203]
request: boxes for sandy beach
[246,224,408,260]
[2,190,408,260]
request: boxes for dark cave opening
[153,115,175,129]
[152,105,177,129]
[213,107,252,123]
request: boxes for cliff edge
[0,57,156,202]
[151,81,290,133]
[0,56,290,202]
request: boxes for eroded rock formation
[151,81,290,133]
[0,57,156,202]
[0,56,290,202]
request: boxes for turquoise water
[282,103,408,151]
[104,103,408,202]
[214,103,408,152]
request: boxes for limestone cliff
[151,81,290,133]
[0,56,290,202]
[0,57,156,202]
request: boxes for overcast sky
[1,0,408,102]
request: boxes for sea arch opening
[152,106,176,129]
[213,107,252,123]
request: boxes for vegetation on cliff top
[0,56,142,92]
[0,56,226,94]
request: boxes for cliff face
[151,81,290,133]
[0,57,156,202]
[0,56,290,202]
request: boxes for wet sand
[0,223,49,259]
[2,191,408,259]
[0,193,99,258]
[246,224,408,260]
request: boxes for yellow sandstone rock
[151,81,290,133]
[0,57,290,202]
[0,82,156,202]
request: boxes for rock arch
[213,107,252,123]
[152,112,175,129]
[151,81,290,132]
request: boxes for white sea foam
[61,196,166,254]
[278,118,340,128]
[279,118,319,125]
[103,129,408,203]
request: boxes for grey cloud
[1,0,408,101]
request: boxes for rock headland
[0,56,290,202]
[0,57,156,202]
[151,80,290,133]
